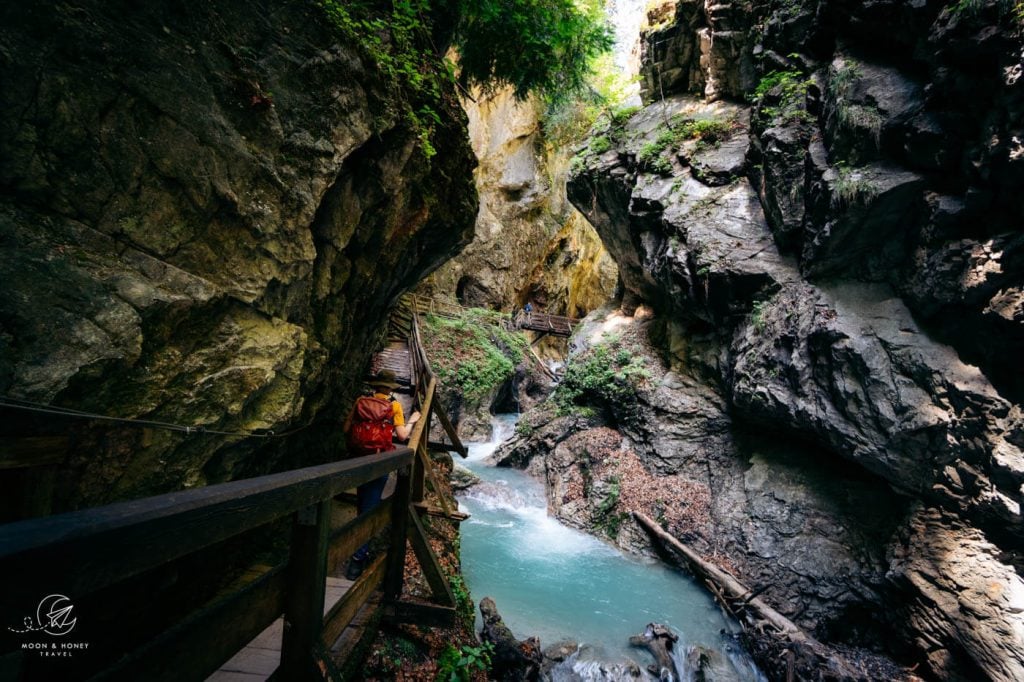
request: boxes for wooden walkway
[514,311,577,337]
[371,340,414,388]
[209,577,355,681]
[0,300,469,682]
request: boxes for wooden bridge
[512,310,577,338]
[407,294,579,339]
[0,303,467,681]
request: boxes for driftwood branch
[632,512,925,681]
[633,511,809,643]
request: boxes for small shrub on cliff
[422,309,527,403]
[751,69,813,124]
[553,336,650,418]
[832,163,878,207]
[637,115,733,172]
[610,105,641,127]
[589,135,612,154]
[827,61,883,148]
[751,300,769,332]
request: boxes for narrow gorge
[0,0,1022,681]
[496,1,1024,680]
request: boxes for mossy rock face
[560,0,1024,676]
[420,309,531,442]
[0,0,477,508]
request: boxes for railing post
[411,435,426,505]
[383,466,412,604]
[280,498,331,680]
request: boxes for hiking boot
[345,557,365,581]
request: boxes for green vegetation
[319,0,446,158]
[514,419,535,438]
[832,162,878,207]
[751,69,813,124]
[319,0,613,158]
[594,474,627,538]
[827,61,883,146]
[554,333,650,417]
[589,134,612,154]
[453,0,613,100]
[751,300,769,332]
[610,105,641,127]
[645,155,672,175]
[636,115,733,174]
[951,0,1024,22]
[545,55,638,148]
[436,641,493,682]
[448,573,474,624]
[422,309,529,402]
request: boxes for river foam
[457,414,766,680]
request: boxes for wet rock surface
[417,87,617,319]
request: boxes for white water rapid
[456,414,766,681]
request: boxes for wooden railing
[512,310,578,337]
[0,450,413,681]
[407,294,468,320]
[408,294,578,338]
[406,305,467,519]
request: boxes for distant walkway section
[407,295,578,338]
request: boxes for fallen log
[633,512,925,681]
[526,345,558,381]
[633,512,807,643]
[628,623,679,680]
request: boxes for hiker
[344,369,420,579]
[523,301,533,324]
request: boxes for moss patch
[553,331,650,419]
[421,309,529,403]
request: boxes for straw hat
[368,369,400,390]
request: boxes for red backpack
[348,396,395,455]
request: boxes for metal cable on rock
[0,396,320,439]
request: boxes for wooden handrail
[0,449,412,598]
[3,294,495,681]
[407,376,436,453]
[0,448,414,681]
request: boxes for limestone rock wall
[417,88,617,317]
[0,0,477,512]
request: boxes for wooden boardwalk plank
[208,577,354,681]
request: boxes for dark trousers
[352,475,388,561]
